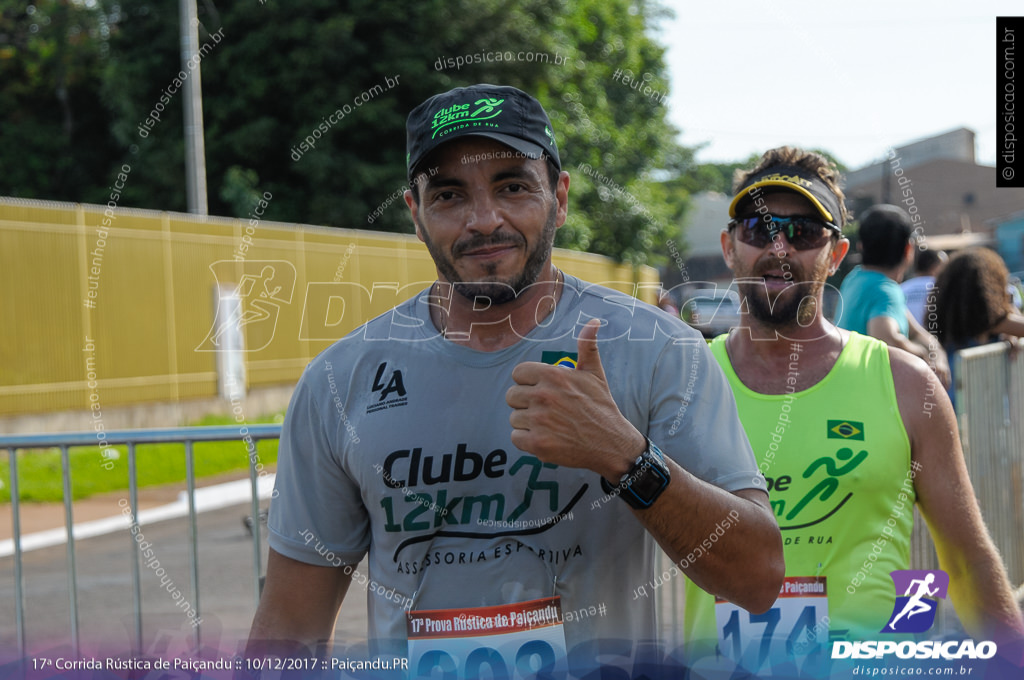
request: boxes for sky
[658,0,1011,171]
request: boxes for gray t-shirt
[268,274,763,657]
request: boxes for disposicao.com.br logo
[831,569,997,660]
[831,639,996,661]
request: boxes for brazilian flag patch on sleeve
[541,351,578,369]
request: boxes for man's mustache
[750,257,801,280]
[452,232,525,257]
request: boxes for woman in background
[932,247,1024,405]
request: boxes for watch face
[600,441,670,509]
[626,451,670,507]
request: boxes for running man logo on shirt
[882,569,949,633]
[827,420,864,440]
[541,351,578,369]
[775,447,868,529]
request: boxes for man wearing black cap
[682,147,1022,673]
[247,85,783,672]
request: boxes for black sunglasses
[729,214,841,251]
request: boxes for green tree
[0,0,120,202]
[10,0,692,265]
[539,0,688,266]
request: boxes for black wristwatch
[600,438,671,509]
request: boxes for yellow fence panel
[0,198,658,418]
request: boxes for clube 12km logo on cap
[832,570,997,661]
[431,98,505,139]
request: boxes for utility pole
[180,0,208,215]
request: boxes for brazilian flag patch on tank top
[827,420,864,440]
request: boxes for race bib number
[715,576,829,671]
[407,596,568,678]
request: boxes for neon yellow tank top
[684,332,914,652]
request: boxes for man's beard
[418,202,558,305]
[738,256,830,329]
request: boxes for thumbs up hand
[573,316,607,379]
[506,319,646,478]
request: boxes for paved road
[0,501,371,660]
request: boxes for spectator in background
[901,246,947,326]
[932,248,1024,408]
[933,247,1024,353]
[837,204,950,386]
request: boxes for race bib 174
[715,576,829,672]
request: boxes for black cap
[406,84,560,181]
[729,165,845,227]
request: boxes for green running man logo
[776,447,869,529]
[471,98,504,118]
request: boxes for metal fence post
[60,445,80,655]
[127,442,143,652]
[185,440,200,650]
[8,447,25,658]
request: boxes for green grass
[0,412,283,503]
